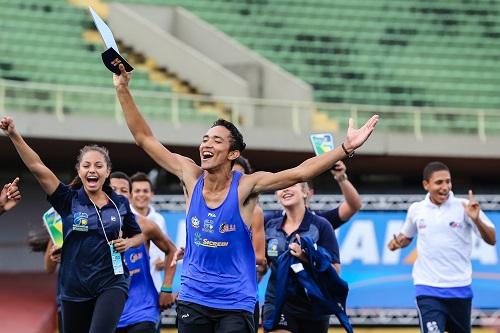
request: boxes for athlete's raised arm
[1,117,59,195]
[242,116,378,196]
[113,65,201,187]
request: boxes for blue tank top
[118,243,160,327]
[179,171,257,313]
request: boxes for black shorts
[416,296,472,333]
[262,305,329,333]
[176,300,255,333]
[115,321,156,333]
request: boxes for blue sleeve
[47,182,74,216]
[121,199,142,238]
[315,218,340,264]
[316,207,346,230]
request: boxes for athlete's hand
[154,257,165,271]
[159,292,175,309]
[0,177,21,213]
[113,64,131,89]
[330,161,346,177]
[112,237,130,253]
[387,234,401,251]
[170,246,185,267]
[343,115,379,152]
[49,244,62,263]
[289,234,308,263]
[0,116,17,136]
[463,190,481,222]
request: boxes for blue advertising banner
[161,211,500,309]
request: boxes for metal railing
[1,79,500,140]
[153,194,500,211]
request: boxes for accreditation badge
[110,243,124,275]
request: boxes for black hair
[69,145,113,195]
[211,119,246,153]
[27,227,50,252]
[423,161,450,181]
[130,171,154,191]
[234,156,253,174]
[110,171,132,192]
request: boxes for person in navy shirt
[1,116,143,333]
[114,63,378,333]
[263,182,340,333]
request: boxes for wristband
[160,286,172,293]
[334,173,348,183]
[341,142,355,158]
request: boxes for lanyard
[90,193,123,244]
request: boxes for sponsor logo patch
[73,212,89,232]
[219,223,236,233]
[191,216,200,228]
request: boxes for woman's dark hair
[423,161,450,181]
[70,145,113,195]
[234,156,253,174]
[211,119,246,152]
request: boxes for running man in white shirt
[388,161,496,333]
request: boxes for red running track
[0,273,57,333]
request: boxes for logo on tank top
[194,232,229,248]
[449,221,463,229]
[219,223,236,233]
[203,219,215,233]
[191,216,200,228]
[129,251,144,263]
[73,212,89,232]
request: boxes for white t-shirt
[401,192,495,288]
[131,205,167,292]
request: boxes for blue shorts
[416,296,472,333]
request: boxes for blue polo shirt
[264,209,340,319]
[48,182,142,302]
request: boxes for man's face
[423,170,452,205]
[199,126,238,170]
[110,178,130,199]
[131,180,153,210]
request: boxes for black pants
[177,300,255,333]
[416,296,472,333]
[115,321,156,333]
[61,288,127,333]
[253,301,260,333]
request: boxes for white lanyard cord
[90,193,123,244]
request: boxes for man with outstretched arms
[114,64,378,333]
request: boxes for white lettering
[340,220,379,264]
